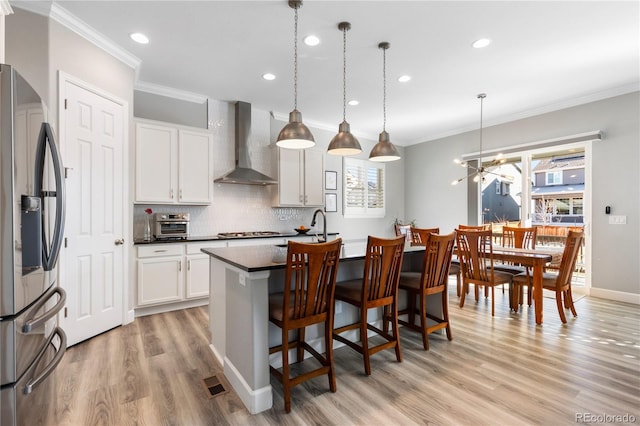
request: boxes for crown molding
[13,1,140,70]
[410,82,640,146]
[48,2,140,69]
[134,80,208,104]
[1,1,13,15]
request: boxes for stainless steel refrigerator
[0,64,67,425]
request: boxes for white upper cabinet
[135,120,213,204]
[178,129,213,204]
[273,147,324,207]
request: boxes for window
[343,157,385,218]
[554,198,570,215]
[546,171,563,185]
[572,198,583,215]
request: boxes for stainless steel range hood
[214,101,277,185]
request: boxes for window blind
[344,158,385,218]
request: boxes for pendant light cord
[293,4,299,110]
[478,93,486,171]
[342,25,347,122]
[382,45,387,132]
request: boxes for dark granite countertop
[201,243,424,273]
[133,232,339,245]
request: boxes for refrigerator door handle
[22,286,66,333]
[23,327,67,395]
[34,122,66,271]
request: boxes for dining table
[490,246,563,324]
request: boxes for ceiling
[21,1,640,146]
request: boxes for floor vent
[202,375,229,398]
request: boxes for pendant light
[327,21,362,156]
[451,93,512,185]
[369,42,400,162]
[276,0,315,149]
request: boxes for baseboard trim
[223,356,272,414]
[125,309,135,325]
[589,288,640,305]
[209,343,224,366]
[134,298,208,318]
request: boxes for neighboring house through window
[546,171,563,185]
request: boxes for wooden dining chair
[512,230,584,323]
[333,235,405,375]
[456,229,514,316]
[394,223,412,243]
[458,223,492,231]
[409,226,439,246]
[494,225,537,309]
[268,238,342,412]
[398,232,456,350]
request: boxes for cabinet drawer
[138,244,184,258]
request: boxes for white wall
[4,8,49,105]
[405,92,640,299]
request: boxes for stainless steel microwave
[153,213,190,240]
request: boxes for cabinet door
[137,256,183,306]
[185,254,210,299]
[303,149,325,206]
[277,148,303,206]
[135,123,177,203]
[178,129,212,204]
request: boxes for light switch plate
[609,215,627,225]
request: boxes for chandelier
[451,93,513,185]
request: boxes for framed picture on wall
[325,193,337,212]
[325,171,338,190]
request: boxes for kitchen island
[202,241,427,414]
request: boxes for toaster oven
[153,213,190,240]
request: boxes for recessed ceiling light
[130,32,149,44]
[304,35,320,46]
[472,38,491,49]
[348,99,359,106]
[262,73,276,81]
[398,75,411,83]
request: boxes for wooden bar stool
[333,236,405,376]
[398,231,456,350]
[268,238,342,412]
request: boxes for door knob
[114,238,125,246]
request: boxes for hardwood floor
[41,287,640,425]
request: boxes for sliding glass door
[479,143,589,291]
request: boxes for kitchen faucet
[310,209,327,243]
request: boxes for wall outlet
[609,215,627,225]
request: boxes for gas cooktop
[217,231,281,239]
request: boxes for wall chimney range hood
[214,101,278,185]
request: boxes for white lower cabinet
[137,244,184,306]
[137,241,222,308]
[185,244,213,299]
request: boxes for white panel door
[61,79,125,346]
